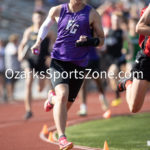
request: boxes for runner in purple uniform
[31,0,104,149]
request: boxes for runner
[0,39,6,102]
[125,18,141,73]
[118,5,150,113]
[105,12,132,107]
[31,0,104,149]
[18,10,55,120]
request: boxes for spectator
[125,18,141,72]
[0,39,6,102]
[47,0,58,6]
[104,12,133,107]
[5,34,20,102]
[34,0,44,11]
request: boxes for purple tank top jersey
[88,48,99,61]
[51,3,92,67]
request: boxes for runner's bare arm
[136,5,150,36]
[90,9,105,47]
[18,27,31,61]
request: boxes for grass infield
[66,113,150,150]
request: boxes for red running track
[0,92,150,150]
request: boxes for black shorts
[114,55,126,67]
[86,59,100,75]
[106,55,126,68]
[50,59,85,102]
[28,59,48,74]
[131,50,150,81]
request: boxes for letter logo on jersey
[66,20,79,34]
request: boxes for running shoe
[24,111,33,120]
[117,78,132,92]
[78,104,87,116]
[78,109,87,116]
[102,109,111,119]
[44,90,55,112]
[59,136,73,150]
[111,98,122,107]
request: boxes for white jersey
[5,42,20,71]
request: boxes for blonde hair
[9,34,19,43]
[113,11,123,18]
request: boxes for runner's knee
[56,91,68,104]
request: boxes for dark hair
[33,10,45,16]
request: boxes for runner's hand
[76,35,87,43]
[31,42,40,55]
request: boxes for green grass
[66,113,150,150]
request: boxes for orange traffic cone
[48,132,54,142]
[103,140,109,150]
[41,124,49,135]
